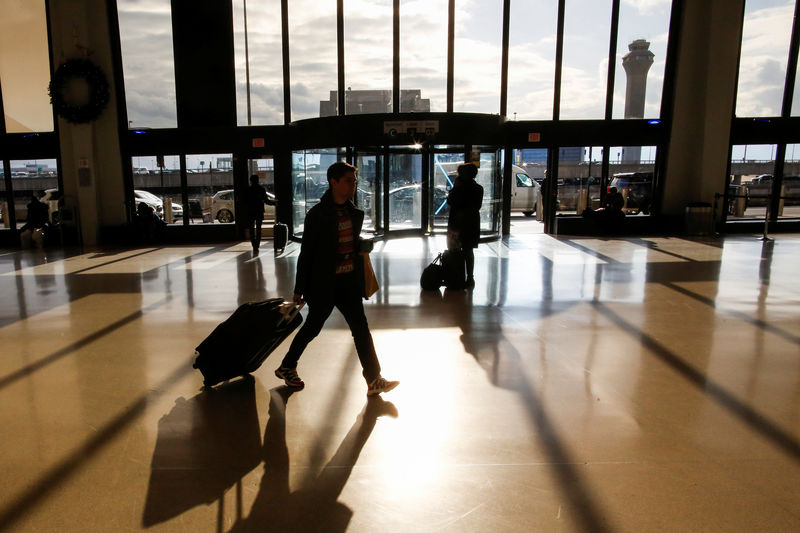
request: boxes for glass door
[474,147,502,235]
[355,151,381,234]
[387,150,423,232]
[430,149,464,232]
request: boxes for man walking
[247,174,275,253]
[275,162,398,396]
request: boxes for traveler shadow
[453,292,524,391]
[229,390,398,533]
[141,375,264,527]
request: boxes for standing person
[274,162,399,396]
[247,174,275,253]
[447,163,484,289]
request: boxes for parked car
[39,188,63,223]
[210,189,276,223]
[608,172,654,214]
[744,175,800,206]
[134,189,183,219]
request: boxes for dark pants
[463,247,475,280]
[249,216,263,249]
[280,273,381,383]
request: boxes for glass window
[291,149,341,235]
[507,149,546,219]
[736,0,794,117]
[289,1,337,120]
[560,0,613,120]
[232,0,284,125]
[400,0,446,112]
[345,0,393,114]
[10,159,58,228]
[131,155,183,224]
[507,0,557,120]
[779,143,800,218]
[613,1,672,119]
[454,0,503,113]
[556,147,602,215]
[0,0,53,132]
[187,154,234,223]
[117,0,178,128]
[609,146,656,215]
[729,144,776,219]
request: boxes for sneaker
[275,366,304,389]
[367,376,399,396]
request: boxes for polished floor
[1,224,799,532]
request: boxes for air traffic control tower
[622,39,655,162]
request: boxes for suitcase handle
[276,300,305,326]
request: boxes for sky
[1,0,797,164]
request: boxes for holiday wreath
[48,58,110,124]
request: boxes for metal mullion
[601,145,611,202]
[337,0,345,115]
[605,0,620,121]
[553,0,566,121]
[282,0,291,123]
[393,0,399,113]
[447,0,455,113]
[106,0,134,220]
[500,0,510,117]
[781,0,800,117]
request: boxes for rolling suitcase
[193,298,304,387]
[273,222,288,254]
[441,249,466,290]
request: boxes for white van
[510,164,540,217]
[435,162,540,216]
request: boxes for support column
[48,0,125,246]
[662,0,745,219]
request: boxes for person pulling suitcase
[274,162,399,396]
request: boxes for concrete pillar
[48,0,126,246]
[662,0,745,219]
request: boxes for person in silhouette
[247,174,276,253]
[447,163,484,288]
[274,162,398,396]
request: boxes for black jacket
[447,177,484,248]
[294,189,366,303]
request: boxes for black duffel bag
[420,253,444,291]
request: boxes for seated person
[134,202,166,242]
[582,187,625,232]
[19,195,51,248]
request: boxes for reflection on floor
[0,233,799,532]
